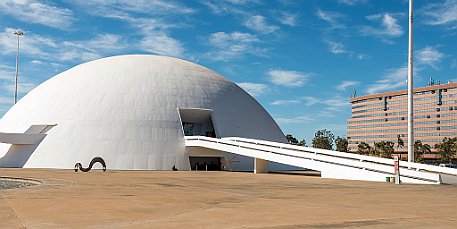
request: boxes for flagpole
[407,0,414,163]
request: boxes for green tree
[435,137,457,164]
[286,134,298,144]
[357,142,371,155]
[312,129,334,150]
[414,140,431,163]
[374,141,394,158]
[286,134,307,147]
[297,139,307,147]
[396,135,404,158]
[335,136,348,152]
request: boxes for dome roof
[0,55,285,170]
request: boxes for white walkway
[185,136,457,184]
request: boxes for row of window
[354,101,457,114]
[348,138,447,145]
[349,132,457,139]
[348,119,457,129]
[349,128,406,134]
[352,102,382,109]
[351,106,457,119]
[352,107,383,114]
[352,88,457,104]
[350,113,457,125]
[348,125,457,134]
[352,111,407,119]
[353,104,439,114]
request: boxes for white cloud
[271,100,300,105]
[67,1,190,58]
[1,81,37,97]
[361,13,403,39]
[325,40,347,54]
[416,46,444,69]
[422,0,457,29]
[59,34,127,61]
[207,32,265,60]
[30,60,43,64]
[366,66,407,95]
[70,0,194,17]
[0,28,56,57]
[336,81,360,91]
[0,0,73,29]
[268,69,311,87]
[209,32,258,46]
[0,68,14,81]
[302,96,320,106]
[244,15,279,34]
[316,9,345,29]
[0,28,128,63]
[59,51,101,62]
[274,116,314,124]
[321,96,350,112]
[357,54,371,60]
[226,0,261,5]
[338,0,367,5]
[203,1,243,16]
[203,0,261,16]
[302,95,350,112]
[237,82,269,97]
[0,65,38,96]
[325,40,369,59]
[278,12,298,26]
[140,32,184,57]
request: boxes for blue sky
[1,0,457,143]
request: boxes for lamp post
[14,30,24,104]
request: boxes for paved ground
[0,168,456,228]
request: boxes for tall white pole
[407,0,414,163]
[13,30,23,104]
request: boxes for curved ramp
[185,136,457,184]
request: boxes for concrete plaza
[1,169,456,228]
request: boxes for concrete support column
[254,158,269,174]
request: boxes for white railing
[224,137,457,176]
[185,136,451,184]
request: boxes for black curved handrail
[74,157,106,172]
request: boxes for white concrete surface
[185,136,457,184]
[254,158,268,174]
[0,55,286,169]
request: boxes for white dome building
[0,55,286,170]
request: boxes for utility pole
[407,0,414,163]
[14,30,24,104]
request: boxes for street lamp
[14,30,24,104]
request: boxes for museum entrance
[189,157,222,171]
[178,108,217,137]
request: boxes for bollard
[394,156,401,185]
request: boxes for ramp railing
[185,136,457,184]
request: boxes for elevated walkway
[185,136,457,184]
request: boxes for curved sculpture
[74,157,106,172]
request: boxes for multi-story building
[348,82,457,160]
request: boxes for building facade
[348,82,457,160]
